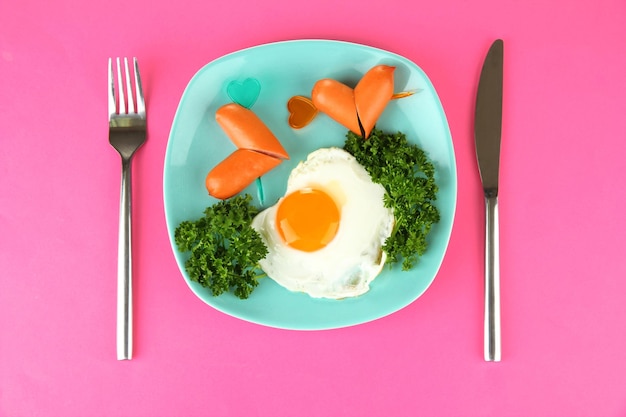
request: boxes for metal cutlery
[108,57,147,360]
[474,40,503,362]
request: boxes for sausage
[354,65,395,138]
[311,66,395,138]
[216,103,289,159]
[206,149,282,200]
[311,79,361,135]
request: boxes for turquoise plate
[164,40,456,330]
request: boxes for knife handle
[484,194,501,361]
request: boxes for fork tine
[116,58,126,114]
[133,58,146,117]
[123,57,135,114]
[108,58,116,117]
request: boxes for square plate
[164,39,457,330]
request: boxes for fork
[108,57,146,360]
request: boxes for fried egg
[251,147,394,299]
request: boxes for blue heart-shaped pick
[227,78,261,109]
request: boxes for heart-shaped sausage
[287,95,319,129]
[311,65,395,137]
[207,103,288,200]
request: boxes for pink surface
[1,0,626,416]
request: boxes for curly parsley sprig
[343,128,440,270]
[174,194,267,299]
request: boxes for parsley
[343,128,440,270]
[174,194,267,299]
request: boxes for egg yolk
[276,188,340,252]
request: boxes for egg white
[251,147,394,299]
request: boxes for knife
[474,39,503,362]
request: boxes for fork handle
[484,194,501,362]
[117,158,133,360]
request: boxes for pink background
[2,0,626,416]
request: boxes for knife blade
[474,39,503,362]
